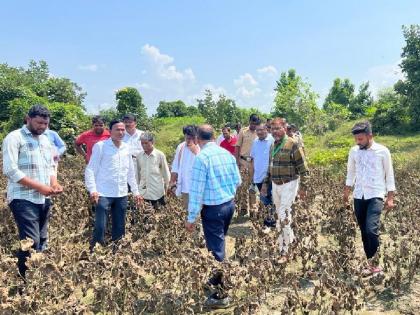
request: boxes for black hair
[222,126,231,132]
[351,121,372,135]
[183,125,198,137]
[109,119,124,130]
[249,113,261,124]
[123,113,137,121]
[92,115,105,125]
[198,127,213,141]
[27,104,50,119]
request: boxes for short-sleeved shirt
[75,129,111,163]
[250,136,274,183]
[220,136,237,155]
[235,127,257,157]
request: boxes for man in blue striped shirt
[185,124,241,308]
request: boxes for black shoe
[206,271,223,287]
[204,293,231,309]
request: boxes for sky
[0,1,418,114]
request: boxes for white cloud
[234,73,258,87]
[257,65,278,77]
[234,73,261,99]
[141,44,195,82]
[365,60,404,96]
[78,64,98,72]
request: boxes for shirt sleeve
[53,131,67,156]
[345,148,356,187]
[250,141,256,159]
[187,157,207,223]
[127,155,139,195]
[383,148,396,192]
[2,132,26,183]
[263,145,273,184]
[75,132,86,145]
[171,143,181,173]
[160,153,171,190]
[235,130,243,147]
[84,142,101,193]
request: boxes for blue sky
[1,1,418,114]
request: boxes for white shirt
[216,133,224,145]
[346,141,396,200]
[123,129,143,157]
[85,139,139,197]
[171,142,200,195]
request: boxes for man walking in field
[261,118,309,262]
[344,121,396,276]
[85,119,142,249]
[185,124,241,308]
[2,105,64,277]
[169,125,200,208]
[75,116,110,164]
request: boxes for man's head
[286,123,297,137]
[271,118,287,142]
[123,113,137,131]
[197,124,214,147]
[256,123,268,140]
[109,119,126,142]
[234,123,242,134]
[266,118,272,133]
[183,125,198,145]
[92,116,106,135]
[222,126,231,140]
[140,132,155,153]
[249,114,261,131]
[26,104,50,135]
[351,121,373,150]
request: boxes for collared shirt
[220,136,237,155]
[346,142,396,199]
[250,135,274,183]
[265,136,309,187]
[136,148,170,200]
[75,129,111,163]
[44,129,66,157]
[171,142,200,195]
[235,127,257,157]
[123,128,144,157]
[188,142,241,223]
[85,139,139,197]
[2,125,55,204]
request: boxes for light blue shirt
[188,142,241,223]
[44,129,66,156]
[250,135,274,183]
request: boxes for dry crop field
[1,155,419,314]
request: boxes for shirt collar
[202,141,216,150]
[22,125,32,135]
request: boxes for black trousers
[354,197,383,259]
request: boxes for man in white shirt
[169,125,200,208]
[85,119,142,249]
[136,132,171,209]
[122,113,144,157]
[344,121,396,276]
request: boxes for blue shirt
[44,129,66,156]
[250,135,274,183]
[188,142,241,223]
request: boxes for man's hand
[185,221,195,233]
[384,196,395,215]
[298,189,307,201]
[187,141,200,155]
[37,184,54,196]
[260,184,268,197]
[134,195,143,207]
[51,183,64,195]
[90,192,99,204]
[343,186,351,205]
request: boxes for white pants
[272,179,299,254]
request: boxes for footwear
[204,293,231,309]
[361,265,382,277]
[206,271,223,287]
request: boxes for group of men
[2,104,396,309]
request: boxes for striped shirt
[188,142,241,223]
[2,125,55,204]
[265,136,309,188]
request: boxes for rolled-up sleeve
[383,148,396,192]
[84,143,100,193]
[345,148,356,187]
[2,133,26,183]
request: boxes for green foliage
[394,25,420,130]
[323,78,355,111]
[115,87,148,121]
[156,100,192,118]
[98,107,120,123]
[272,69,320,132]
[348,82,373,118]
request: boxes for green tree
[323,78,355,112]
[272,69,319,131]
[349,82,373,118]
[156,100,189,118]
[394,24,420,130]
[115,87,148,122]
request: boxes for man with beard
[344,121,395,276]
[75,116,110,164]
[2,105,64,277]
